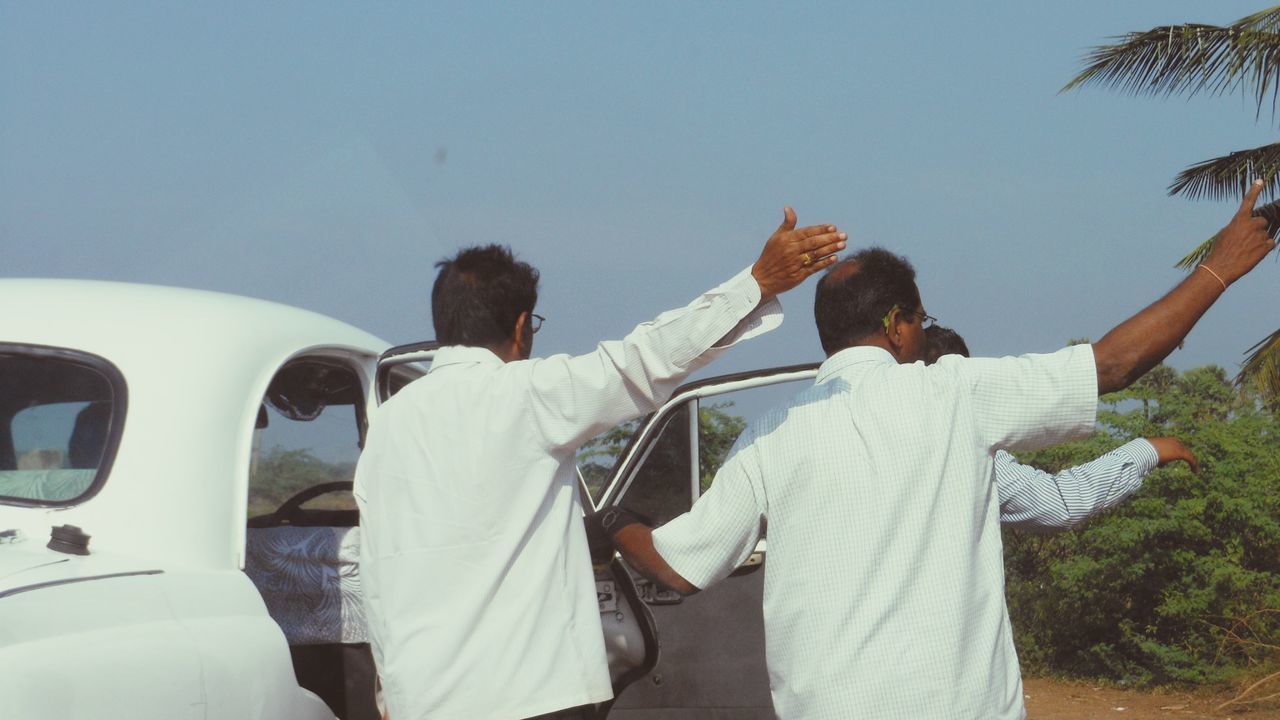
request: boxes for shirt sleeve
[650,439,765,590]
[524,266,782,452]
[995,439,1159,533]
[958,343,1098,453]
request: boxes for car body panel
[0,278,382,572]
[0,279,382,720]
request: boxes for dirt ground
[1024,678,1280,719]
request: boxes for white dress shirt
[995,438,1159,532]
[652,345,1097,720]
[354,266,779,720]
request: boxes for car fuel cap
[48,524,91,555]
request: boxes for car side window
[609,378,809,524]
[248,359,364,520]
[0,348,124,506]
[615,403,694,528]
[576,419,641,503]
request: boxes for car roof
[0,278,384,364]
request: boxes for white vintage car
[0,279,812,720]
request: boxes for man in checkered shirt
[596,182,1273,719]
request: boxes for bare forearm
[1092,271,1223,394]
[612,524,699,596]
[1093,180,1273,395]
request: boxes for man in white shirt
[923,325,1198,532]
[353,209,847,720]
[597,182,1273,719]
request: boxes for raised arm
[530,209,845,451]
[997,437,1196,532]
[1093,181,1274,394]
[752,206,846,298]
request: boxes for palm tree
[1062,6,1280,396]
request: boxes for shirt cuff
[1114,438,1160,476]
[710,266,783,349]
[652,520,717,591]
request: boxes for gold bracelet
[1198,263,1228,291]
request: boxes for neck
[830,335,902,362]
[488,344,517,363]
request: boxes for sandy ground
[1024,678,1280,719]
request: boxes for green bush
[1005,365,1280,686]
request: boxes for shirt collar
[429,345,505,371]
[815,345,897,384]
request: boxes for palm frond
[1238,327,1280,395]
[1061,7,1280,119]
[1174,198,1280,269]
[1168,143,1280,200]
[1255,197,1280,234]
[1238,6,1280,36]
[1174,236,1218,270]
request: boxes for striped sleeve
[995,438,1159,533]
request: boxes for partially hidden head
[813,247,927,362]
[432,244,541,360]
[923,325,970,364]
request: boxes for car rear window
[0,345,126,506]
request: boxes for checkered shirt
[653,344,1097,720]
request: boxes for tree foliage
[1063,7,1280,395]
[699,403,747,492]
[1005,364,1280,686]
[577,418,641,499]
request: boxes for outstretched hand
[1202,180,1275,287]
[1147,437,1198,473]
[751,207,847,298]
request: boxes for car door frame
[597,362,818,514]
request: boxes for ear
[883,306,902,343]
[883,307,908,359]
[513,311,529,340]
[513,311,533,359]
[491,312,531,363]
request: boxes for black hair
[923,325,970,364]
[431,244,540,348]
[813,247,921,356]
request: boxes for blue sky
[3,2,1276,379]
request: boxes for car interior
[243,358,378,720]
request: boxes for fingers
[805,231,848,261]
[1237,179,1265,219]
[809,253,840,272]
[1185,451,1199,474]
[1152,438,1198,473]
[791,223,841,241]
[776,206,798,234]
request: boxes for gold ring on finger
[801,252,812,266]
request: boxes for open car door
[589,364,818,719]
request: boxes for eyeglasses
[530,313,546,334]
[882,305,936,330]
